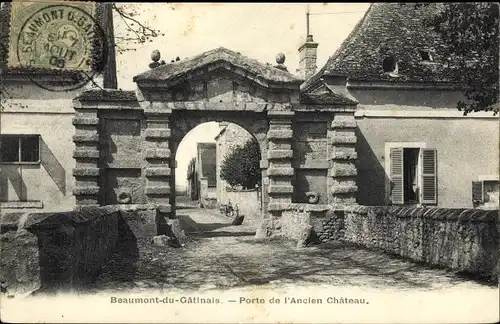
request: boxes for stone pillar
[72,103,101,207]
[143,104,173,218]
[266,110,295,212]
[329,112,358,205]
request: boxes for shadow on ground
[86,206,495,293]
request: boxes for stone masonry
[72,102,101,207]
[267,110,295,212]
[72,47,359,240]
[329,112,358,205]
[142,104,173,223]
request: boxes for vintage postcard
[0,1,499,323]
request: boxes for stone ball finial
[276,53,286,64]
[151,50,161,62]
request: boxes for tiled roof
[302,3,484,91]
[133,47,303,86]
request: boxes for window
[382,56,398,73]
[419,50,433,62]
[389,147,437,205]
[472,177,499,208]
[0,135,40,163]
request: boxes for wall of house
[197,143,217,187]
[0,83,79,213]
[352,87,499,208]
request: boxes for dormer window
[382,56,397,73]
[419,50,433,62]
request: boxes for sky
[112,3,371,188]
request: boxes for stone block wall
[342,206,499,280]
[266,110,295,212]
[269,204,498,280]
[72,104,101,207]
[142,105,173,220]
[0,205,158,297]
[315,210,345,242]
[258,203,332,242]
[0,207,119,296]
[293,117,329,205]
[329,113,358,205]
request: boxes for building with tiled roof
[302,2,494,92]
[301,3,498,209]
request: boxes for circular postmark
[15,4,108,91]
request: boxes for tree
[111,3,166,55]
[407,3,499,115]
[220,139,261,190]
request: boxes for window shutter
[472,181,484,203]
[420,148,437,205]
[390,147,404,205]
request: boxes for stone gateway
[72,46,358,240]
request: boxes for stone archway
[72,47,359,242]
[134,48,303,225]
[169,113,268,219]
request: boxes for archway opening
[174,121,263,236]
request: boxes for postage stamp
[4,1,108,91]
[8,1,97,72]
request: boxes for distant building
[187,143,217,208]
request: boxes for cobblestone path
[88,200,494,294]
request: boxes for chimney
[298,35,318,79]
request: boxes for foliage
[220,139,261,190]
[112,4,166,54]
[408,3,499,115]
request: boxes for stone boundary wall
[257,203,335,244]
[342,206,499,280]
[0,205,159,297]
[259,204,499,280]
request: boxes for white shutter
[420,148,437,205]
[390,147,404,205]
